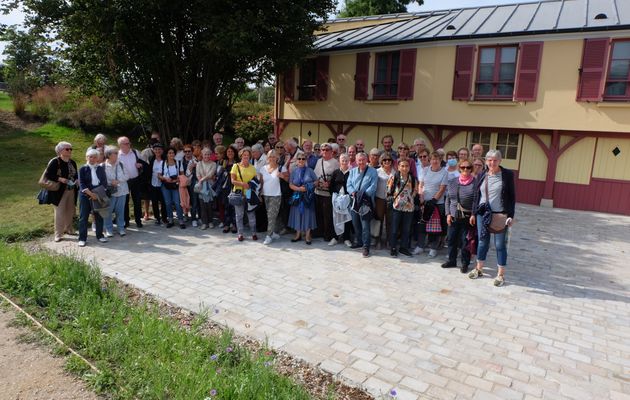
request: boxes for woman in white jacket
[103,145,129,237]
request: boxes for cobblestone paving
[45,204,630,399]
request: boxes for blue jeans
[351,211,372,250]
[160,186,183,223]
[476,215,508,266]
[78,194,103,242]
[390,209,413,250]
[105,195,126,234]
[447,218,472,266]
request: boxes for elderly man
[412,138,427,160]
[118,136,147,228]
[381,135,398,160]
[313,142,339,244]
[347,152,378,257]
[355,139,366,154]
[268,134,278,149]
[368,148,381,168]
[347,145,358,168]
[283,138,300,173]
[471,143,484,158]
[302,139,319,169]
[336,134,347,147]
[251,143,267,172]
[234,137,245,151]
[213,132,223,147]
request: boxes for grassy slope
[0,92,13,111]
[0,122,93,242]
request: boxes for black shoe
[460,264,469,274]
[180,224,186,229]
[441,261,457,269]
[166,222,174,228]
[136,221,143,228]
[390,248,398,257]
[399,248,412,257]
[124,222,130,228]
[350,243,362,249]
[291,236,302,242]
[155,220,162,226]
[362,248,370,258]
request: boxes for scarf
[88,163,100,186]
[459,174,474,185]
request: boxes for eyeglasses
[337,138,346,141]
[184,150,192,153]
[460,165,473,170]
[296,157,306,161]
[419,155,428,158]
[382,159,392,163]
[275,145,284,149]
[64,148,73,151]
[398,147,409,151]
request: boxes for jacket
[471,166,516,218]
[79,164,108,198]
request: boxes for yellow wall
[518,135,548,181]
[592,138,630,180]
[555,137,596,184]
[443,131,468,154]
[280,39,630,134]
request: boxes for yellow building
[275,0,630,215]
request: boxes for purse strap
[233,164,244,192]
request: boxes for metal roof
[316,0,630,51]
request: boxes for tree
[338,0,422,17]
[16,0,335,142]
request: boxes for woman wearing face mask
[445,151,460,180]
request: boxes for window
[604,40,630,99]
[496,133,520,160]
[298,58,317,101]
[475,46,518,99]
[373,51,400,99]
[469,132,520,161]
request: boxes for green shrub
[234,111,274,144]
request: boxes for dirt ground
[0,306,100,400]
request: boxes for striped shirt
[445,177,475,218]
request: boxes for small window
[475,46,517,99]
[298,59,317,101]
[470,131,492,151]
[604,40,630,99]
[373,51,400,99]
[496,133,520,160]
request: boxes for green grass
[0,244,313,400]
[0,92,12,111]
[0,122,93,242]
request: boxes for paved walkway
[45,204,630,400]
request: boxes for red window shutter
[577,38,610,101]
[283,67,294,101]
[397,49,417,100]
[452,45,475,100]
[514,42,543,101]
[315,55,329,101]
[354,52,370,100]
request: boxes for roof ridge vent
[594,13,608,20]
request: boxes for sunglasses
[337,138,346,141]
[297,157,306,161]
[460,165,473,170]
[382,159,392,162]
[64,148,73,151]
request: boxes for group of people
[43,131,515,287]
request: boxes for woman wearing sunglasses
[288,152,317,244]
[443,160,476,273]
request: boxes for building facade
[274,0,630,215]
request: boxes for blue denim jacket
[347,166,378,201]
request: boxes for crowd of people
[43,131,515,287]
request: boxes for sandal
[468,268,484,279]
[493,275,505,287]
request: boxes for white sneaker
[328,238,338,246]
[344,240,352,247]
[218,222,224,228]
[413,246,424,255]
[271,232,280,240]
[105,231,114,238]
[428,249,437,258]
[98,237,109,243]
[91,223,96,232]
[200,224,208,230]
[192,220,198,227]
[78,240,86,247]
[263,236,273,245]
[209,223,215,229]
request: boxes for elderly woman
[472,157,485,177]
[103,145,129,237]
[46,141,79,242]
[330,153,353,247]
[417,151,448,257]
[195,147,217,229]
[443,159,476,273]
[252,143,267,172]
[387,158,417,257]
[458,147,470,163]
[469,150,516,287]
[149,143,168,225]
[220,145,238,233]
[78,148,108,247]
[375,152,395,249]
[159,147,185,228]
[231,148,258,241]
[260,150,283,245]
[288,152,317,244]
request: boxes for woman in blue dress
[288,153,317,244]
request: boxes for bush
[30,85,70,120]
[64,96,107,131]
[234,111,274,144]
[11,93,27,116]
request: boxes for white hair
[486,149,503,160]
[55,141,72,155]
[94,133,107,144]
[104,145,119,158]
[286,138,298,149]
[251,143,264,153]
[86,148,100,158]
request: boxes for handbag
[36,189,51,205]
[228,165,244,206]
[426,207,442,233]
[484,175,507,233]
[107,163,120,195]
[38,158,61,191]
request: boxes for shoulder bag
[39,158,61,191]
[485,175,507,233]
[228,164,244,206]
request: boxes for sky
[0,0,536,63]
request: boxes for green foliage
[237,86,275,105]
[338,0,421,17]
[235,111,274,144]
[0,244,313,399]
[0,91,12,111]
[20,0,335,142]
